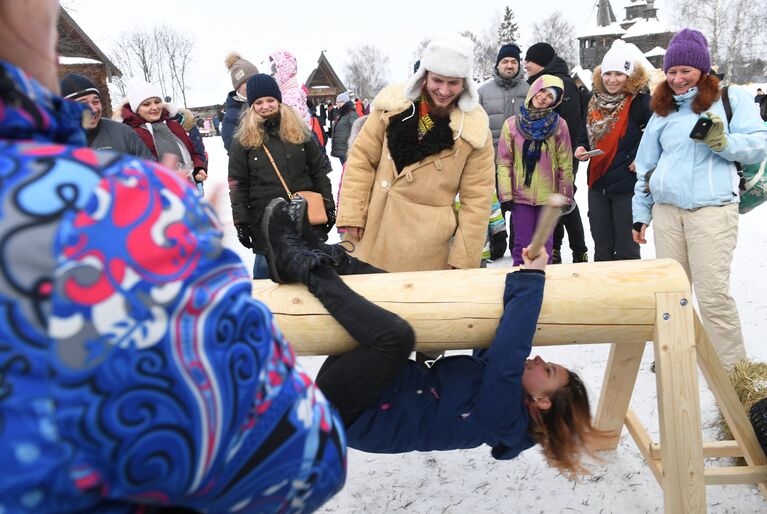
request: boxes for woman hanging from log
[263,196,612,477]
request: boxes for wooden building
[577,0,675,71]
[57,8,122,117]
[305,52,346,107]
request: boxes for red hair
[651,73,721,117]
[527,370,616,478]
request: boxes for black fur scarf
[386,103,454,173]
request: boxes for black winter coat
[330,101,358,159]
[228,116,334,253]
[587,93,653,195]
[527,57,585,147]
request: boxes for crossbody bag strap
[262,144,293,199]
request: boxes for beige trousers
[652,203,746,371]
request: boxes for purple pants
[511,203,555,265]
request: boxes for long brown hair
[527,370,615,478]
[235,103,308,148]
[651,72,721,117]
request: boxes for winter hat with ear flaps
[663,28,711,74]
[404,33,479,112]
[601,40,636,76]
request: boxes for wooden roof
[57,8,122,78]
[305,52,345,94]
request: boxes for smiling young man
[60,73,153,159]
[336,33,495,273]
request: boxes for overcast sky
[63,0,666,107]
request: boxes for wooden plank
[693,316,767,498]
[278,318,653,355]
[650,441,744,460]
[253,259,688,355]
[704,466,767,485]
[593,342,646,450]
[625,409,663,484]
[654,292,706,513]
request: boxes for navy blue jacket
[188,126,207,166]
[346,270,543,460]
[222,91,245,153]
[588,93,652,195]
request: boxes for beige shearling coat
[336,84,495,271]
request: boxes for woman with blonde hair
[229,73,334,279]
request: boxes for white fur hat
[404,33,479,112]
[601,40,636,76]
[127,80,163,113]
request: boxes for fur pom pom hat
[404,33,479,112]
[663,28,711,74]
[601,40,636,76]
[225,52,259,90]
[126,80,163,113]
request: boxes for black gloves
[489,231,508,261]
[235,222,253,249]
[325,208,337,232]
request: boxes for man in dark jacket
[479,43,530,259]
[60,74,153,160]
[524,43,589,264]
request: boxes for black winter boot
[552,248,562,264]
[288,196,363,273]
[572,251,589,263]
[262,198,335,284]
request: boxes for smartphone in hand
[580,148,605,159]
[689,117,713,140]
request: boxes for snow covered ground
[202,134,767,513]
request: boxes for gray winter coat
[478,75,529,151]
[89,118,155,160]
[330,101,358,159]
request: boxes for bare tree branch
[343,44,390,101]
[532,11,578,70]
[109,25,194,106]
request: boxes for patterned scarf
[586,92,629,147]
[0,60,86,146]
[417,92,436,141]
[515,104,560,187]
[150,121,189,171]
[586,92,633,187]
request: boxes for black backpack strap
[721,86,745,183]
[721,86,733,124]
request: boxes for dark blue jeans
[252,252,270,279]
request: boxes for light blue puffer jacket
[633,85,767,224]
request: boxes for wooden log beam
[252,259,690,355]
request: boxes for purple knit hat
[663,28,711,73]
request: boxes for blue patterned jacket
[0,60,346,513]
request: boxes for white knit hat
[404,33,479,112]
[600,40,636,76]
[127,80,163,113]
